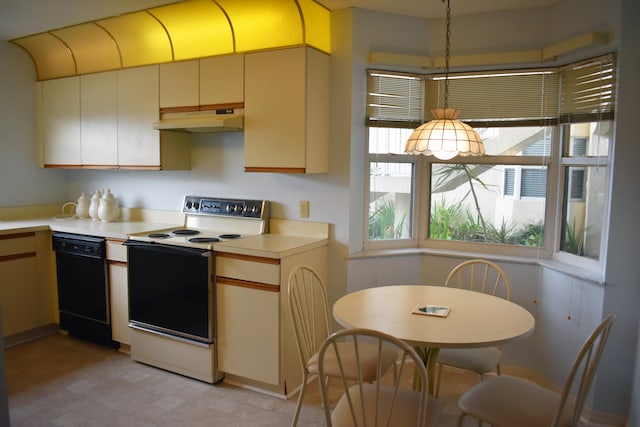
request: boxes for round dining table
[333,285,535,393]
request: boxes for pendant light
[404,0,484,160]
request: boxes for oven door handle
[124,240,213,257]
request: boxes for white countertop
[0,217,180,241]
[214,233,328,259]
[0,216,329,258]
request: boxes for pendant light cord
[444,0,451,110]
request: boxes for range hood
[154,107,244,133]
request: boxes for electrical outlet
[299,200,310,218]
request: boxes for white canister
[98,189,120,222]
[75,192,90,219]
[89,190,102,221]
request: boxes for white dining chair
[457,313,614,427]
[435,259,512,397]
[318,327,440,427]
[288,265,397,427]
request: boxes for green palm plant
[369,199,406,240]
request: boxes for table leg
[413,347,440,396]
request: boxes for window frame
[364,54,615,271]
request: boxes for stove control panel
[182,196,268,219]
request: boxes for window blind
[366,70,424,128]
[560,53,616,123]
[425,71,560,125]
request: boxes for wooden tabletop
[333,285,535,349]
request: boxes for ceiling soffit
[10,0,331,80]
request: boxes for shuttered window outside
[504,168,515,196]
[570,169,586,200]
[571,137,588,155]
[521,169,547,198]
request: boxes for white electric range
[124,195,269,383]
[128,195,269,249]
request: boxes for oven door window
[127,243,214,344]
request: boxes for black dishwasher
[52,232,118,348]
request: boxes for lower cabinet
[216,279,280,385]
[215,245,328,397]
[0,231,55,338]
[106,239,130,346]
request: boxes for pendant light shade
[405,108,484,160]
[404,0,484,160]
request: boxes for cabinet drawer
[216,253,279,286]
[106,240,127,262]
[0,233,36,258]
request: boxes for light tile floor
[5,333,480,426]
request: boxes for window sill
[349,247,605,285]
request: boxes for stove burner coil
[188,237,221,243]
[219,234,241,239]
[172,229,201,236]
[148,233,170,238]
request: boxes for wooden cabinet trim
[108,260,128,268]
[0,252,36,262]
[0,232,36,240]
[244,167,306,174]
[216,252,280,265]
[216,276,280,292]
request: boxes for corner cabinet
[244,47,329,174]
[0,232,56,338]
[38,77,81,167]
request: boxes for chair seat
[332,384,441,427]
[438,346,502,373]
[308,342,398,382]
[458,375,572,427]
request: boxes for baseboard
[3,324,59,348]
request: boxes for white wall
[0,42,68,206]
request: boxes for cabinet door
[159,60,199,109]
[200,54,244,106]
[81,72,118,166]
[109,262,129,345]
[107,240,129,345]
[0,235,39,337]
[217,281,280,385]
[39,77,81,166]
[117,66,161,167]
[244,47,329,173]
[245,48,306,171]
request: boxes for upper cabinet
[81,71,118,166]
[117,66,190,170]
[244,47,329,174]
[159,54,244,109]
[38,76,81,167]
[38,65,190,170]
[200,55,244,107]
[36,48,328,173]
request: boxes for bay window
[365,54,615,267]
